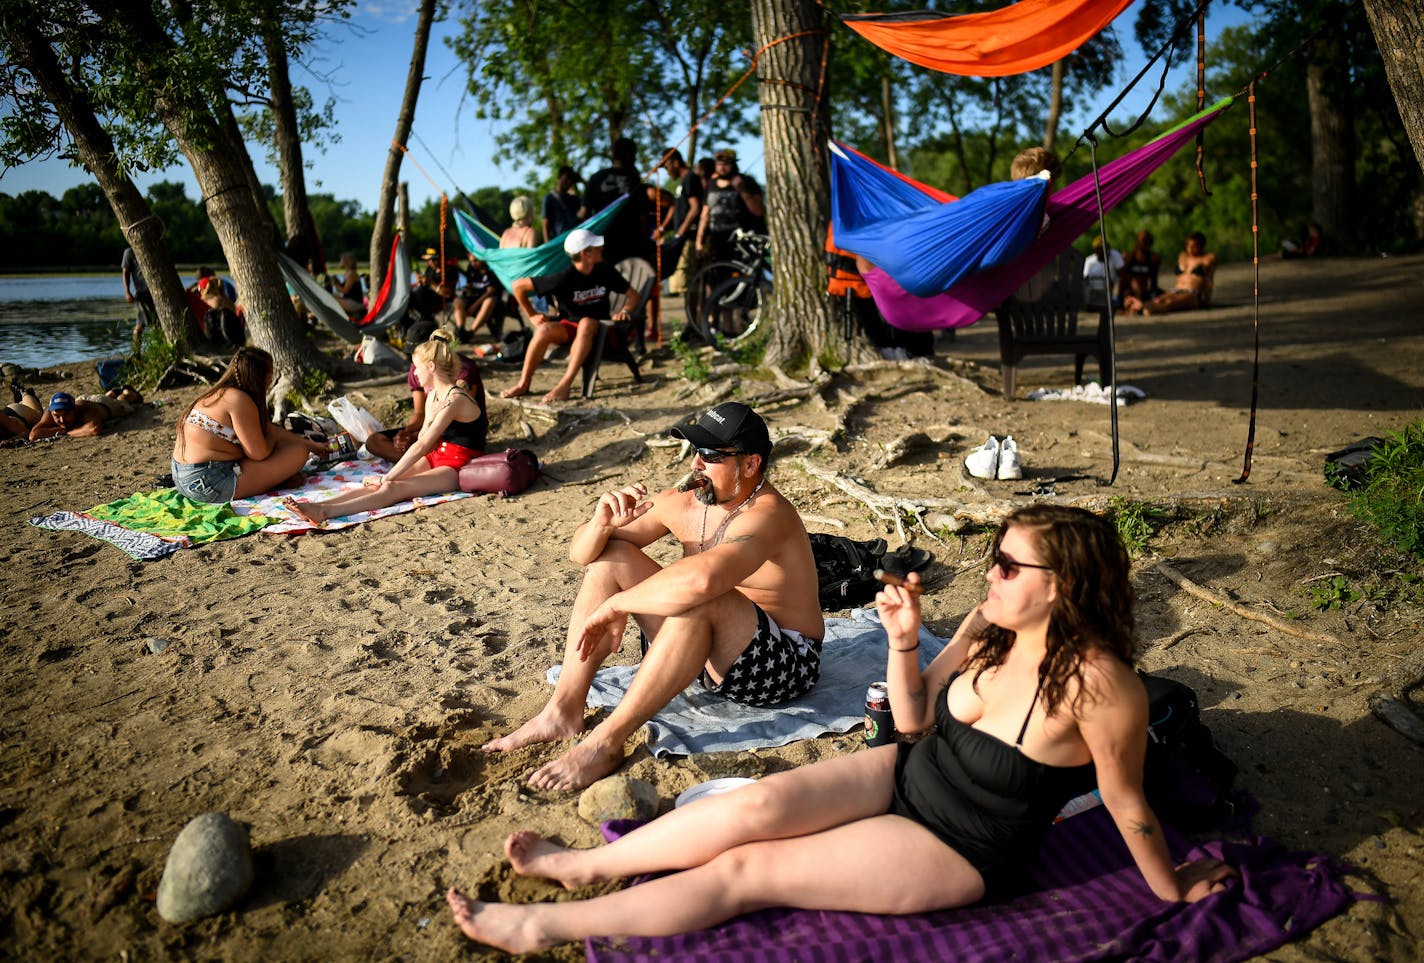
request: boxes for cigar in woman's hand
[675,471,708,492]
[875,569,923,596]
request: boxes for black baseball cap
[670,402,771,461]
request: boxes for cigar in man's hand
[875,569,923,596]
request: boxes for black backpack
[1140,672,1240,831]
[808,535,934,611]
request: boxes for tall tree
[263,26,324,274]
[751,0,870,370]
[1,13,191,346]
[1362,0,1424,176]
[370,0,435,295]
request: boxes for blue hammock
[830,142,1050,298]
[454,197,629,290]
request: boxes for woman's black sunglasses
[992,550,1053,580]
[695,447,742,463]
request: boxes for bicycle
[684,229,772,348]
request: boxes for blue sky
[1,2,1251,213]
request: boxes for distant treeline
[0,180,534,273]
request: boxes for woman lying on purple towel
[447,505,1236,953]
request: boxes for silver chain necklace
[699,477,765,552]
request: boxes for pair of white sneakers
[965,435,1022,480]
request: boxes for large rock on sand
[156,813,254,923]
[577,775,659,826]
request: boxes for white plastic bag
[328,396,384,443]
[355,334,406,369]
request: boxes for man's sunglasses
[694,447,742,463]
[992,550,1053,580]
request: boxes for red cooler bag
[458,449,541,497]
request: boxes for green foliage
[1306,575,1359,611]
[1347,419,1424,559]
[670,331,710,382]
[287,367,333,407]
[1105,496,1170,557]
[119,324,180,390]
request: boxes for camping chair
[579,256,654,399]
[994,248,1113,400]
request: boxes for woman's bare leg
[234,433,316,497]
[448,803,983,953]
[508,745,898,888]
[285,465,458,521]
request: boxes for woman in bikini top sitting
[284,328,485,527]
[1123,231,1217,315]
[171,347,327,504]
[444,505,1235,955]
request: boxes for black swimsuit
[888,671,1096,886]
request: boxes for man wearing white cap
[484,401,824,791]
[499,228,642,403]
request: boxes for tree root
[793,456,984,544]
[1367,640,1424,747]
[1149,558,1349,648]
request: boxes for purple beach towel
[589,807,1354,963]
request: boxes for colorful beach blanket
[589,807,1357,963]
[548,608,948,756]
[29,459,473,558]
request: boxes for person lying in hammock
[1123,232,1216,315]
[284,329,484,526]
[446,505,1236,954]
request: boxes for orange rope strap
[1234,82,1261,484]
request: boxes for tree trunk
[265,27,322,274]
[881,74,898,169]
[1306,20,1356,252]
[1362,0,1424,175]
[751,0,873,371]
[1044,59,1065,153]
[4,20,191,347]
[371,0,435,294]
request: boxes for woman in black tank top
[284,329,485,527]
[445,506,1235,953]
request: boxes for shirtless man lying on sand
[484,402,824,790]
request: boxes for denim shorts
[172,458,241,504]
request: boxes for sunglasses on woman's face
[694,447,741,463]
[992,550,1053,580]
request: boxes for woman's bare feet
[499,382,531,399]
[505,831,598,888]
[282,495,326,527]
[482,703,586,753]
[445,888,551,953]
[541,384,572,404]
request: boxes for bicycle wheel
[684,260,747,344]
[701,273,770,347]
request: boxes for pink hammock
[866,99,1233,331]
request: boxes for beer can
[864,682,894,747]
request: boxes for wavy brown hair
[963,504,1137,716]
[175,347,273,454]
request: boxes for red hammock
[842,0,1136,77]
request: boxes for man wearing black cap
[485,401,824,790]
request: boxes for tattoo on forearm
[727,534,755,544]
[1129,819,1156,838]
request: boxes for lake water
[0,275,190,371]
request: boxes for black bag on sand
[1140,671,1240,831]
[809,535,934,611]
[458,449,541,497]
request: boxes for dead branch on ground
[1150,558,1348,648]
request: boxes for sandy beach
[2,253,1422,960]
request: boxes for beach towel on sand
[548,608,948,756]
[29,460,473,557]
[589,807,1357,963]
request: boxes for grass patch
[671,332,711,382]
[119,327,181,390]
[1348,419,1424,559]
[1105,496,1170,557]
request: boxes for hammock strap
[1085,131,1121,487]
[1235,82,1262,484]
[1194,2,1212,195]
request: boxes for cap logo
[705,409,726,424]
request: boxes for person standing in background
[121,246,156,355]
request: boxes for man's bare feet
[499,383,531,399]
[541,385,572,404]
[445,888,550,953]
[505,830,596,888]
[527,737,624,791]
[282,495,326,526]
[482,704,586,753]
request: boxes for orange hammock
[842,0,1136,77]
